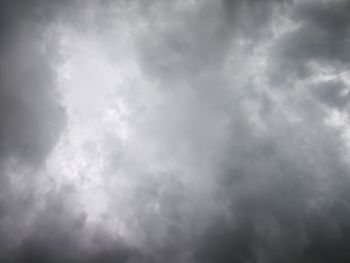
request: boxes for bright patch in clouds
[48,29,136,229]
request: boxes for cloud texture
[0,0,350,262]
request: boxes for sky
[0,0,350,262]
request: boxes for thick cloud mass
[0,0,350,262]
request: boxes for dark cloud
[222,0,292,39]
[130,1,350,262]
[311,79,350,109]
[137,1,232,82]
[0,0,66,166]
[0,1,68,257]
[0,0,350,263]
[268,0,350,86]
[0,0,71,262]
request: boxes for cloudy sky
[0,0,350,262]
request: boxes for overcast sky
[0,0,350,262]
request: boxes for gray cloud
[268,0,350,86]
[0,0,350,262]
[0,1,66,166]
[311,79,350,109]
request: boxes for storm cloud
[0,0,350,262]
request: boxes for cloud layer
[0,0,350,262]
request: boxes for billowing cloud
[0,0,349,262]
